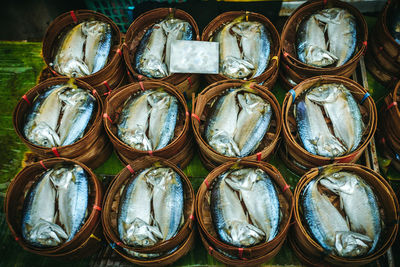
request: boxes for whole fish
[135,24,168,78]
[297,15,338,67]
[161,18,193,70]
[50,165,89,241]
[315,8,357,67]
[211,171,265,247]
[205,89,240,157]
[234,92,272,157]
[118,168,163,247]
[146,167,184,240]
[58,88,96,146]
[295,97,346,157]
[22,170,68,247]
[118,91,153,151]
[225,168,280,241]
[388,3,400,44]
[148,91,178,150]
[218,17,254,79]
[307,83,363,153]
[302,179,372,257]
[320,172,381,254]
[24,85,65,147]
[231,21,270,78]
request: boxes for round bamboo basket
[5,158,103,259]
[13,77,112,169]
[103,80,191,167]
[191,80,282,170]
[123,8,200,97]
[42,10,124,96]
[101,156,195,266]
[280,0,368,82]
[195,160,294,260]
[292,163,399,266]
[201,11,280,86]
[281,75,377,175]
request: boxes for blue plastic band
[289,89,296,104]
[360,92,370,104]
[110,243,116,249]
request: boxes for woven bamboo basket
[281,75,377,175]
[280,0,367,82]
[13,77,112,169]
[201,11,280,86]
[123,8,200,97]
[5,158,103,259]
[103,80,191,167]
[292,163,399,266]
[195,160,294,260]
[191,80,282,170]
[101,156,195,266]
[42,10,125,96]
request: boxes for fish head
[238,92,268,113]
[225,168,258,191]
[231,22,261,38]
[320,172,359,195]
[222,56,254,79]
[81,21,106,36]
[139,56,169,78]
[49,167,74,190]
[147,91,171,108]
[227,220,265,247]
[146,167,174,189]
[123,218,163,247]
[60,58,90,77]
[307,84,340,103]
[334,231,372,257]
[122,128,153,151]
[29,123,60,147]
[304,45,338,67]
[26,219,68,247]
[208,130,240,157]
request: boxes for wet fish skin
[225,168,280,241]
[205,89,240,157]
[85,22,112,74]
[135,25,168,78]
[146,167,183,240]
[118,91,153,151]
[148,91,179,150]
[118,168,163,247]
[22,170,68,247]
[320,172,381,254]
[234,93,272,157]
[211,171,265,247]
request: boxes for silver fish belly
[234,92,272,157]
[211,171,265,247]
[225,168,280,241]
[22,170,68,247]
[205,89,240,157]
[118,168,163,247]
[148,91,178,150]
[146,167,184,240]
[320,172,381,254]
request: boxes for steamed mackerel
[22,170,68,247]
[234,92,272,157]
[225,168,280,241]
[85,21,112,74]
[118,168,163,247]
[211,171,265,247]
[302,179,372,257]
[320,172,381,254]
[307,83,363,153]
[205,89,240,157]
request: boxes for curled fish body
[205,89,240,157]
[85,21,112,74]
[225,168,280,241]
[234,93,272,157]
[211,172,265,247]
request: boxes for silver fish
[50,165,89,241]
[22,170,68,247]
[211,171,265,247]
[225,168,280,241]
[117,91,153,151]
[234,93,272,157]
[135,24,168,78]
[148,91,178,150]
[320,172,381,254]
[307,83,363,153]
[315,8,357,67]
[231,21,270,78]
[295,97,346,157]
[297,15,338,67]
[58,88,96,146]
[205,89,240,157]
[302,179,372,257]
[146,167,184,240]
[118,168,163,247]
